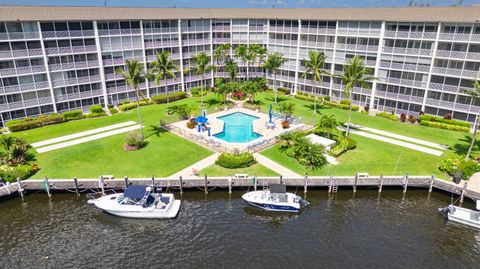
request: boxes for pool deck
[167,107,311,153]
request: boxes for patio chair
[297,117,302,124]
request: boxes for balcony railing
[379,61,430,73]
[98,28,142,36]
[0,65,46,76]
[269,26,298,33]
[0,32,40,40]
[212,25,231,31]
[42,30,95,39]
[300,28,336,35]
[384,31,436,40]
[380,77,427,89]
[143,27,178,34]
[0,49,43,59]
[45,45,97,55]
[144,40,180,48]
[383,47,432,56]
[49,60,99,71]
[55,89,104,102]
[429,83,459,93]
[337,29,381,37]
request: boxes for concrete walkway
[468,172,480,194]
[339,127,444,156]
[31,121,137,148]
[346,123,448,150]
[36,124,142,153]
[169,153,221,178]
[253,153,301,178]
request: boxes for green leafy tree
[302,51,328,114]
[317,115,339,138]
[116,59,146,136]
[216,81,236,104]
[300,143,326,170]
[147,51,179,112]
[337,56,376,137]
[280,102,295,119]
[213,44,232,85]
[235,44,250,80]
[263,52,287,104]
[241,80,263,104]
[224,57,239,81]
[187,52,215,108]
[463,78,480,159]
[0,136,33,166]
[167,104,196,120]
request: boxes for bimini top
[269,183,287,194]
[195,116,208,123]
[124,185,150,200]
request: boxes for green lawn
[16,94,227,179]
[200,163,278,177]
[261,134,450,178]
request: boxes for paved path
[31,121,137,148]
[339,127,444,156]
[468,172,480,194]
[36,124,142,153]
[169,153,221,178]
[253,153,302,178]
[346,123,448,150]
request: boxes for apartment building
[0,6,479,126]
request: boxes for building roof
[0,5,479,23]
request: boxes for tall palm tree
[188,52,214,108]
[302,50,328,114]
[317,115,339,138]
[463,78,480,159]
[116,59,146,136]
[235,44,249,80]
[337,56,376,137]
[263,52,287,104]
[213,44,232,85]
[224,57,239,81]
[216,81,235,104]
[148,51,179,112]
[280,102,295,119]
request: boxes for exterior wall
[1,17,480,126]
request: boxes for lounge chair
[297,117,302,124]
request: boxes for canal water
[1,189,480,269]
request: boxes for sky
[0,0,478,8]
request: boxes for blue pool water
[214,112,262,143]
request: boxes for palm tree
[263,52,287,104]
[337,56,376,137]
[235,44,249,80]
[116,59,146,136]
[0,135,33,166]
[317,115,339,138]
[167,104,196,120]
[302,51,328,114]
[188,52,214,108]
[224,57,239,81]
[280,102,295,119]
[301,143,326,170]
[148,51,179,112]
[213,44,232,85]
[216,81,235,104]
[240,80,262,104]
[251,44,267,68]
[463,78,480,159]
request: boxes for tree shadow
[303,103,327,114]
[452,134,480,156]
[145,124,168,139]
[264,96,287,104]
[204,97,223,107]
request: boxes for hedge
[151,92,187,104]
[324,101,359,111]
[215,152,257,169]
[190,87,208,97]
[277,87,291,95]
[419,115,471,128]
[89,105,104,114]
[328,137,357,157]
[376,112,398,121]
[118,100,151,111]
[6,118,42,132]
[420,120,470,133]
[0,164,38,182]
[294,94,315,102]
[38,113,65,125]
[63,110,83,120]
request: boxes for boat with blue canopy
[242,183,309,212]
[88,185,181,219]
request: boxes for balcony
[42,30,95,39]
[144,40,180,48]
[438,33,472,42]
[103,57,143,66]
[182,39,211,46]
[213,38,230,43]
[212,25,230,32]
[0,32,40,40]
[269,26,298,33]
[268,39,297,46]
[383,47,432,56]
[49,60,99,71]
[249,26,264,32]
[380,77,427,89]
[143,27,178,34]
[181,27,210,33]
[51,75,101,88]
[0,49,43,59]
[0,65,46,76]
[337,29,381,37]
[435,50,467,59]
[300,28,336,35]
[101,44,142,52]
[336,43,378,53]
[379,61,430,73]
[384,31,436,40]
[0,81,49,95]
[55,89,104,102]
[1,97,53,111]
[98,28,142,36]
[45,45,97,55]
[429,83,459,93]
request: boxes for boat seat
[160,196,170,204]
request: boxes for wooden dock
[1,174,479,202]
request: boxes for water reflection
[242,206,299,228]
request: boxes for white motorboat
[88,185,181,219]
[242,184,309,212]
[439,200,480,229]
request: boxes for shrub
[124,131,146,151]
[89,105,104,114]
[119,103,138,111]
[186,118,196,129]
[294,94,315,102]
[420,121,470,133]
[325,101,360,111]
[63,110,83,120]
[339,99,350,105]
[190,87,207,97]
[151,92,187,104]
[408,114,416,124]
[364,105,370,113]
[328,137,357,157]
[277,87,291,95]
[444,113,452,120]
[400,113,407,122]
[123,100,130,105]
[376,112,398,121]
[107,104,114,109]
[418,115,470,128]
[109,108,118,114]
[324,95,330,101]
[215,152,257,169]
[281,120,290,129]
[6,118,42,132]
[0,164,38,182]
[41,113,65,125]
[439,155,480,180]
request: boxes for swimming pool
[214,112,262,143]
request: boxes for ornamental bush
[0,164,38,182]
[124,131,146,151]
[6,118,42,132]
[376,112,398,121]
[41,113,65,125]
[439,155,480,180]
[89,105,104,114]
[418,115,471,128]
[328,136,357,157]
[63,110,83,120]
[190,87,207,97]
[85,112,107,118]
[151,92,187,104]
[420,121,470,133]
[215,153,257,169]
[339,99,350,105]
[324,101,360,111]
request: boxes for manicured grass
[253,92,478,157]
[199,163,278,177]
[261,134,450,178]
[15,94,227,179]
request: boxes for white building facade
[0,6,479,126]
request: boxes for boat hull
[242,191,302,212]
[442,205,480,229]
[246,200,299,212]
[103,200,181,219]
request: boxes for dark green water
[1,189,479,269]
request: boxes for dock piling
[151,176,155,191]
[179,176,183,195]
[378,174,383,193]
[16,178,24,200]
[353,173,358,193]
[429,175,435,193]
[253,173,257,191]
[44,177,51,197]
[228,177,232,194]
[304,173,308,194]
[403,173,409,194]
[73,177,79,196]
[124,176,129,188]
[204,174,208,194]
[460,182,468,203]
[279,175,283,185]
[99,176,105,196]
[328,176,333,193]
